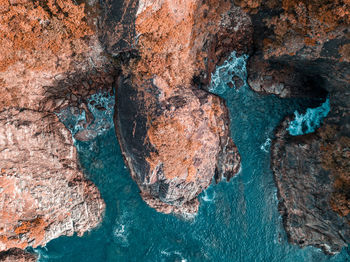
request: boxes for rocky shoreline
[0,0,349,259]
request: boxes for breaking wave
[287,98,330,136]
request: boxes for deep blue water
[32,53,350,262]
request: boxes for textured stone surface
[116,80,240,214]
[237,0,350,98]
[0,248,37,262]
[270,88,350,254]
[272,112,350,254]
[114,0,246,214]
[0,0,112,113]
[0,0,119,256]
[98,0,138,55]
[238,0,350,254]
[0,109,105,251]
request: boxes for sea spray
[209,51,248,95]
[287,98,330,136]
[56,91,114,141]
[260,138,272,153]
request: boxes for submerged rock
[114,0,247,214]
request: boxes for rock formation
[0,109,105,251]
[0,248,37,262]
[272,112,350,254]
[0,0,111,258]
[114,0,248,214]
[235,0,350,254]
[1,0,349,259]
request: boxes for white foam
[209,51,248,95]
[113,224,129,246]
[260,138,271,153]
[287,98,330,136]
[56,91,115,141]
[160,249,187,261]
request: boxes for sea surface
[32,53,350,262]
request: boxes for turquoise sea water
[32,53,350,261]
[287,97,330,136]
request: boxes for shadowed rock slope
[114,0,251,214]
[236,0,350,254]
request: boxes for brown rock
[237,0,350,99]
[115,0,244,214]
[271,91,350,254]
[0,248,37,262]
[0,0,114,113]
[0,108,105,251]
[0,0,130,256]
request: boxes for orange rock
[115,0,245,214]
[0,109,105,251]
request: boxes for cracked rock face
[0,248,37,262]
[0,0,118,256]
[235,0,350,253]
[236,0,350,98]
[114,0,247,214]
[272,114,350,254]
[0,0,112,113]
[0,109,105,251]
[271,89,350,254]
[116,81,240,214]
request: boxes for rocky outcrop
[114,0,248,214]
[270,89,349,255]
[0,248,37,262]
[235,0,350,98]
[0,0,113,112]
[1,0,348,258]
[0,0,115,258]
[0,108,105,251]
[272,113,350,254]
[233,0,350,254]
[116,80,240,214]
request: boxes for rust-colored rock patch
[320,125,350,218]
[0,0,93,72]
[0,109,105,251]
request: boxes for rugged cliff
[272,112,350,254]
[114,0,248,214]
[1,0,349,259]
[0,0,110,258]
[0,248,37,262]
[236,0,350,254]
[0,109,105,251]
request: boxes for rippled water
[33,53,350,261]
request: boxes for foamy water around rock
[32,53,349,261]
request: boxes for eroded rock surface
[114,0,247,214]
[272,104,350,254]
[0,248,37,262]
[0,109,105,251]
[235,0,350,98]
[270,82,349,254]
[0,0,113,112]
[0,0,116,258]
[234,0,350,253]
